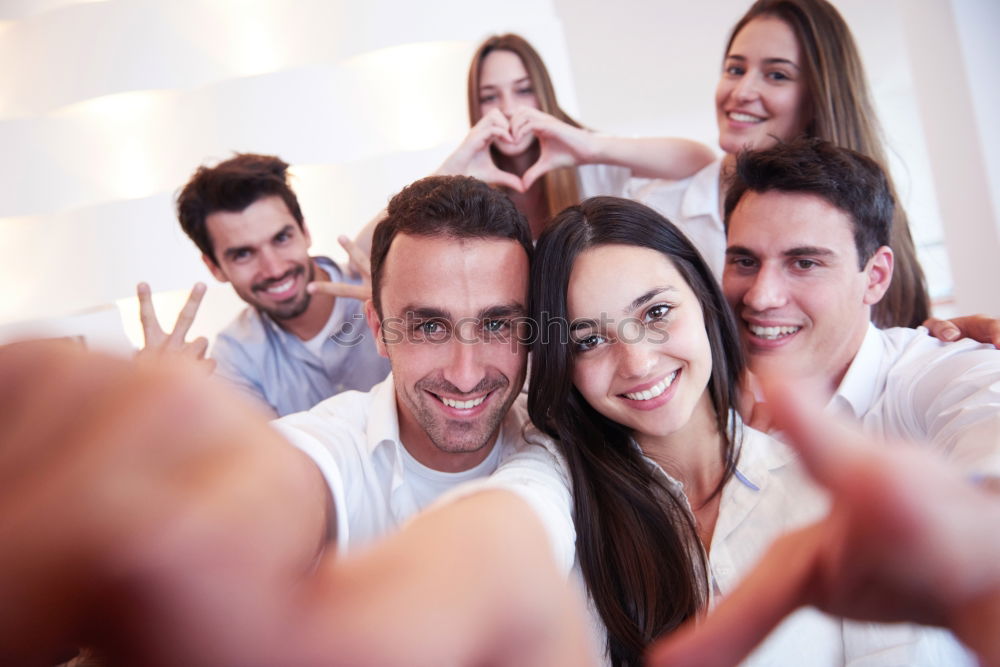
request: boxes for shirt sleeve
[271,417,351,553]
[910,345,1000,480]
[842,620,976,666]
[211,334,278,417]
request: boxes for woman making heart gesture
[438,34,715,238]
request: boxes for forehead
[729,16,801,60]
[728,190,857,257]
[567,244,692,318]
[205,195,297,249]
[380,233,529,316]
[479,49,529,85]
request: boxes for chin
[493,135,534,158]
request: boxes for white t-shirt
[274,375,561,554]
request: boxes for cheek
[571,360,601,404]
[780,87,810,135]
[714,78,730,110]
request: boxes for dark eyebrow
[478,303,527,321]
[625,287,676,316]
[272,224,295,240]
[402,306,451,321]
[785,246,834,258]
[724,54,800,70]
[726,245,757,257]
[569,287,677,332]
[480,77,531,89]
[223,245,252,261]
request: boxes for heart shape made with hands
[486,109,582,192]
[489,123,570,192]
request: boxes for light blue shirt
[211,256,390,416]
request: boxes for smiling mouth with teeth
[265,277,296,294]
[728,111,763,123]
[622,370,679,401]
[438,394,488,410]
[748,324,801,340]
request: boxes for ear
[202,254,229,284]
[301,220,313,248]
[862,245,893,305]
[365,298,388,359]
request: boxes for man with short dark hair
[723,138,1000,483]
[274,175,565,552]
[143,153,389,417]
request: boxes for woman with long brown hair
[636,0,930,327]
[437,33,715,237]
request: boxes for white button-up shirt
[831,324,1000,480]
[631,159,727,279]
[274,376,564,554]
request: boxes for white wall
[0,0,996,350]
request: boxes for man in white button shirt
[722,138,1000,484]
[274,174,572,553]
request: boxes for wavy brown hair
[726,0,929,327]
[528,197,744,666]
[467,33,581,221]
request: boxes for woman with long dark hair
[519,196,966,666]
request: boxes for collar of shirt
[829,323,883,419]
[365,376,522,512]
[638,416,795,510]
[715,423,798,540]
[361,374,411,499]
[680,159,723,223]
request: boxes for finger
[487,168,526,193]
[521,157,553,192]
[759,378,865,489]
[509,111,539,143]
[308,281,370,301]
[949,315,1000,348]
[338,236,371,279]
[136,282,165,345]
[486,120,515,145]
[922,317,960,342]
[168,283,207,346]
[183,336,210,361]
[647,524,824,667]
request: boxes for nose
[498,92,516,119]
[442,335,487,394]
[258,247,285,278]
[617,338,657,381]
[732,73,759,103]
[742,265,788,312]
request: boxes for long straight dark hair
[528,197,745,666]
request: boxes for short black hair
[725,137,894,267]
[177,153,305,264]
[370,176,532,315]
